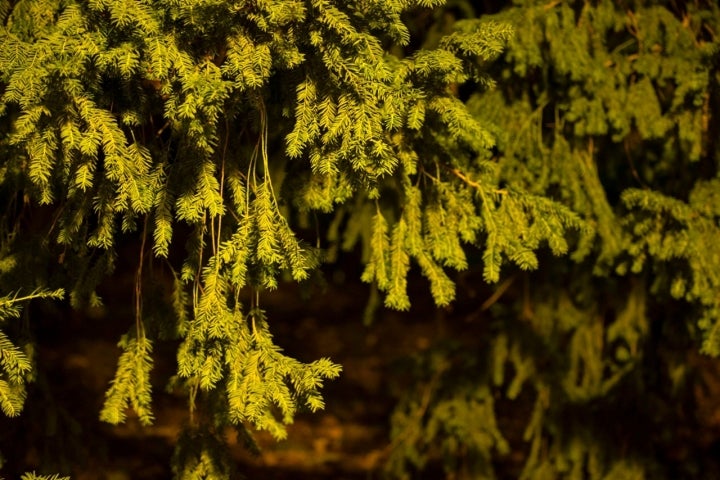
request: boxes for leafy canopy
[0,0,583,473]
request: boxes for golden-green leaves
[0,331,30,417]
[286,77,320,159]
[223,31,272,90]
[361,211,391,290]
[88,0,160,34]
[440,20,514,61]
[100,334,155,426]
[623,186,720,355]
[223,308,341,439]
[20,473,70,480]
[177,302,341,440]
[0,289,64,417]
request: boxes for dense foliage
[0,0,718,478]
[386,1,720,478]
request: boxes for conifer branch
[450,167,507,196]
[20,473,70,480]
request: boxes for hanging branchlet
[0,289,64,418]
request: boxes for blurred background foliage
[386,0,720,479]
